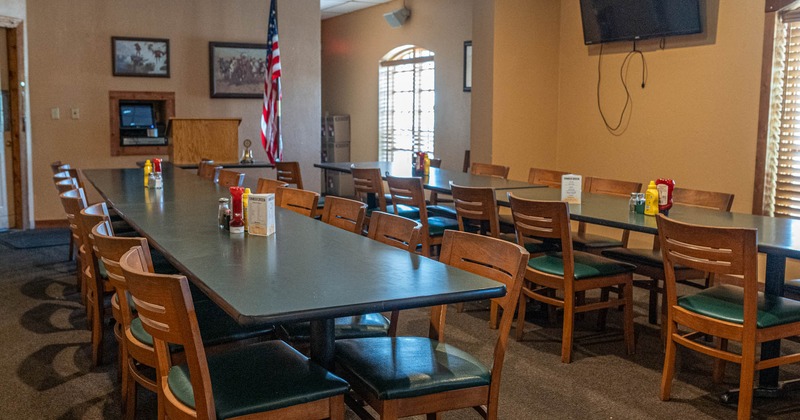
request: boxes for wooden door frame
[1,18,27,229]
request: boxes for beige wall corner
[322,0,473,172]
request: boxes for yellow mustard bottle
[143,160,152,188]
[243,187,251,231]
[644,181,659,216]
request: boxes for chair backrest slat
[321,196,367,234]
[216,169,245,187]
[276,187,319,217]
[367,211,421,252]
[351,167,387,211]
[470,162,510,179]
[451,184,500,238]
[528,168,568,189]
[256,178,289,194]
[275,161,304,190]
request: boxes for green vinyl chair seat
[425,216,460,237]
[281,313,391,341]
[522,239,561,255]
[168,340,349,419]
[601,247,692,271]
[426,204,457,219]
[677,284,800,328]
[334,336,490,400]
[366,204,420,220]
[571,232,624,250]
[130,299,273,349]
[529,251,636,280]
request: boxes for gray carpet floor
[3,235,800,419]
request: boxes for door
[0,28,10,229]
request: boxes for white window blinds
[378,47,435,164]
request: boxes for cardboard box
[248,193,275,236]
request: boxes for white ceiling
[321,0,392,20]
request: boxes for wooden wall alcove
[109,90,175,156]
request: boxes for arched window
[378,46,435,163]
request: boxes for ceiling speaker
[384,7,410,28]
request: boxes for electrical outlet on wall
[71,108,80,120]
[50,108,60,120]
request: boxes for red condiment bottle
[229,187,245,234]
[656,179,675,214]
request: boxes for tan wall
[554,0,761,214]
[27,0,320,222]
[491,0,561,182]
[321,0,472,172]
[469,0,494,165]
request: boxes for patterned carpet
[3,233,800,419]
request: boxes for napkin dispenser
[248,193,276,236]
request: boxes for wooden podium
[166,118,241,165]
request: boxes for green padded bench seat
[529,251,635,280]
[678,284,800,328]
[601,247,692,271]
[335,336,490,400]
[426,203,457,219]
[366,204,419,220]
[426,216,460,236]
[280,313,391,341]
[168,341,349,419]
[571,232,624,250]
[130,299,273,349]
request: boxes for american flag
[261,0,282,164]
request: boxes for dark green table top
[83,167,506,326]
[497,187,800,261]
[314,161,540,193]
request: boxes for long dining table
[314,161,540,194]
[82,165,506,369]
[498,186,800,395]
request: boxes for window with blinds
[378,46,435,164]
[767,15,800,218]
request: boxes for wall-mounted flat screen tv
[119,103,155,129]
[579,0,702,45]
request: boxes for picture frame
[463,40,472,92]
[209,42,268,98]
[112,36,170,77]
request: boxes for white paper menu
[248,193,276,236]
[561,174,582,204]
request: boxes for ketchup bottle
[656,179,675,215]
[229,187,245,234]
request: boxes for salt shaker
[218,198,230,229]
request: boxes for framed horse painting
[112,37,170,77]
[209,42,268,99]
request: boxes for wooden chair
[275,161,304,189]
[602,188,735,326]
[508,193,636,363]
[50,160,65,174]
[334,230,528,420]
[470,162,510,179]
[429,158,442,168]
[366,211,422,337]
[59,188,88,301]
[275,186,319,218]
[119,246,348,420]
[54,174,79,261]
[256,178,289,194]
[572,176,642,253]
[93,222,274,419]
[197,160,221,181]
[78,203,118,366]
[657,215,800,420]
[351,167,419,226]
[55,178,79,194]
[216,169,245,187]
[321,196,367,234]
[528,168,568,188]
[462,150,471,173]
[386,176,459,257]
